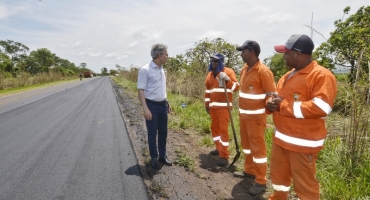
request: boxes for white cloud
[0,5,11,19]
[127,41,138,48]
[104,52,119,58]
[197,29,225,40]
[72,41,81,48]
[1,0,368,73]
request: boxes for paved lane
[0,77,149,200]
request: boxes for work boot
[217,158,229,166]
[248,183,267,196]
[209,149,219,155]
[233,171,256,180]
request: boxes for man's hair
[151,44,168,59]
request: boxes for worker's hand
[219,72,230,81]
[143,107,152,120]
[205,107,210,114]
[266,93,283,112]
[266,98,278,112]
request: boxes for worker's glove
[219,72,230,81]
[218,77,225,88]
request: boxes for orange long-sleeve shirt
[204,67,240,110]
[273,60,337,153]
[239,61,276,120]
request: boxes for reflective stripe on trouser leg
[210,108,230,159]
[269,142,291,200]
[245,118,267,184]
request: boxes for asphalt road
[0,77,149,200]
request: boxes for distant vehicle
[83,71,93,78]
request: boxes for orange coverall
[268,61,337,200]
[238,61,276,185]
[204,67,239,159]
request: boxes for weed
[149,182,169,198]
[174,153,195,172]
[198,136,213,147]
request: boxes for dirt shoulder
[112,81,281,200]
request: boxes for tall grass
[113,62,370,198]
[318,55,370,199]
[0,72,76,90]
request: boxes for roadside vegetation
[2,5,369,199]
[0,40,121,91]
[113,6,370,199]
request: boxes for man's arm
[138,89,152,120]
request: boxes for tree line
[0,40,92,78]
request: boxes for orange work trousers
[210,108,230,159]
[269,142,320,200]
[240,118,267,185]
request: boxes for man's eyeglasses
[211,60,219,63]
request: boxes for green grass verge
[0,78,79,97]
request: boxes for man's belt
[145,98,166,105]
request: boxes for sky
[0,0,368,73]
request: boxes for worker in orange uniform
[232,40,276,196]
[267,34,337,200]
[204,53,240,166]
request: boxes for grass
[174,153,195,172]
[149,182,169,198]
[112,74,370,199]
[0,77,81,97]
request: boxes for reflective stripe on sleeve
[231,82,239,91]
[239,108,265,115]
[210,102,232,107]
[239,91,266,100]
[243,149,251,154]
[204,98,210,102]
[205,90,211,93]
[275,130,325,147]
[313,97,332,115]
[213,136,220,141]
[253,157,267,163]
[272,184,290,192]
[293,101,304,118]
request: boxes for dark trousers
[145,100,168,159]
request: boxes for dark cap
[274,34,314,55]
[236,40,261,56]
[210,53,224,61]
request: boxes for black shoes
[233,171,256,180]
[248,183,267,196]
[151,158,159,169]
[209,149,219,155]
[159,157,172,166]
[217,158,229,166]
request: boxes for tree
[0,40,29,63]
[315,6,370,83]
[184,38,243,76]
[0,53,12,73]
[116,64,123,72]
[164,54,188,73]
[26,48,56,74]
[110,69,118,75]
[263,53,290,81]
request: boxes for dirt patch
[112,81,294,200]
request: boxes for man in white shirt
[137,44,172,169]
